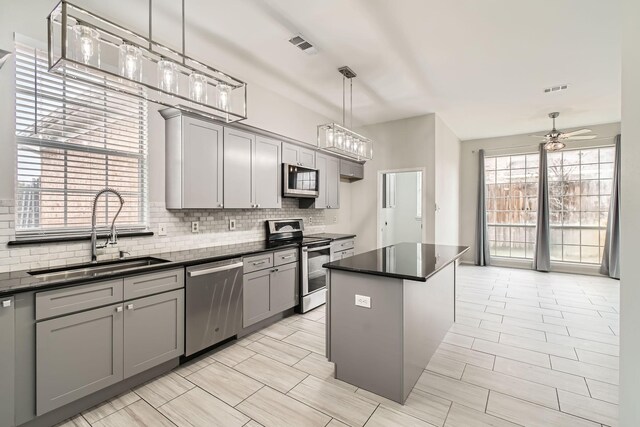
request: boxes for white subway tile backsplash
[0,198,327,273]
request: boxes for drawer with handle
[36,279,124,321]
[274,248,298,266]
[331,238,355,252]
[124,268,184,300]
[243,253,274,274]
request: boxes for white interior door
[380,171,423,246]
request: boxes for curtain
[475,149,490,266]
[601,135,621,279]
[533,143,551,271]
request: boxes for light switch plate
[229,219,236,231]
[355,294,371,308]
[158,223,167,236]
[191,221,199,233]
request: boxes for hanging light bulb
[73,24,100,66]
[217,83,231,111]
[157,59,179,94]
[118,44,142,81]
[189,72,208,103]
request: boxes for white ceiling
[93,0,622,140]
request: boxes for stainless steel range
[266,219,331,313]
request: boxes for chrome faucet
[91,188,125,263]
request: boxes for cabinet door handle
[252,260,267,266]
[218,203,223,208]
[2,300,11,308]
[127,304,134,310]
[271,268,279,273]
[115,306,123,312]
[281,255,294,260]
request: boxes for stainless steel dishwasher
[185,258,243,357]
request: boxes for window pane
[581,229,600,247]
[484,153,538,259]
[563,245,581,262]
[581,246,600,264]
[563,229,580,245]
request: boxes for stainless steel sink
[28,257,170,281]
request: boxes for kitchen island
[324,243,469,404]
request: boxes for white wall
[352,114,436,253]
[619,0,640,423]
[435,116,461,245]
[458,122,621,264]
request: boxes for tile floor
[57,265,620,427]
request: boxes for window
[15,43,148,238]
[547,147,615,264]
[485,154,539,259]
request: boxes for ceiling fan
[532,112,597,151]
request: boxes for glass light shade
[157,59,179,94]
[72,25,100,66]
[336,131,345,149]
[189,72,208,103]
[217,83,231,111]
[326,127,334,145]
[345,135,353,152]
[118,44,142,81]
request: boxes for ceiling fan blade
[563,129,592,137]
[565,135,597,140]
[530,135,550,138]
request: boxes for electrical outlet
[229,219,236,231]
[355,294,371,309]
[191,221,199,233]
[333,215,337,223]
[158,223,167,236]
[308,216,313,225]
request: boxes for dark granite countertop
[0,240,299,297]
[323,243,469,282]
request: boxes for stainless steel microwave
[282,163,319,198]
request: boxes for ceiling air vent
[544,84,569,94]
[289,34,318,55]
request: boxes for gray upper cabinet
[339,159,364,180]
[254,136,282,209]
[224,129,281,209]
[315,153,340,209]
[165,113,224,209]
[0,297,15,427]
[124,289,184,378]
[224,127,255,209]
[282,142,316,168]
[36,303,124,415]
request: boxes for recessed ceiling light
[544,84,569,94]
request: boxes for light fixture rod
[148,0,152,51]
[181,0,186,63]
[350,77,353,129]
[342,75,345,127]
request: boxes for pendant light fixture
[47,0,247,122]
[318,66,373,161]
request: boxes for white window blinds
[15,42,148,239]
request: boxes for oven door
[283,164,319,198]
[302,244,331,295]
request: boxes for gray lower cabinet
[243,269,272,327]
[224,127,255,208]
[315,153,340,209]
[282,142,315,168]
[164,112,224,209]
[270,262,298,313]
[36,303,124,415]
[243,259,298,328]
[0,296,15,427]
[124,289,184,378]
